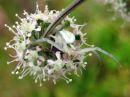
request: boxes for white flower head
[97,0,130,22]
[5,3,116,86]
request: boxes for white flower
[25,50,38,60]
[97,0,130,22]
[5,3,116,86]
[20,19,37,32]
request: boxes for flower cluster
[5,4,113,86]
[97,0,130,22]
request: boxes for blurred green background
[0,0,130,97]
